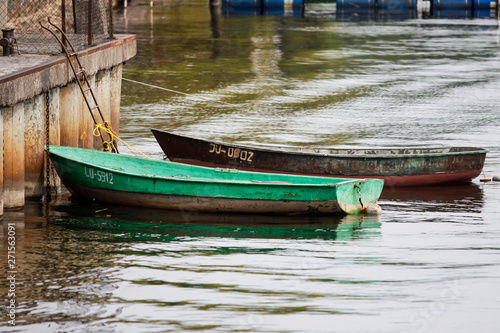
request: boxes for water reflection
[335,7,417,21]
[52,198,381,241]
[0,207,122,329]
[0,197,381,331]
[381,182,484,213]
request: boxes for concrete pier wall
[0,35,136,215]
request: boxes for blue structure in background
[335,0,498,20]
[336,0,376,7]
[433,0,472,8]
[336,0,415,8]
[222,0,305,16]
[336,0,417,20]
[335,0,497,8]
[431,0,498,18]
[473,0,497,8]
[221,0,499,18]
[433,0,498,8]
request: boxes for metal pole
[88,0,93,46]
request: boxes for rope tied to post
[93,121,150,158]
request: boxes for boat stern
[336,179,384,214]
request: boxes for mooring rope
[122,77,237,107]
[93,122,150,158]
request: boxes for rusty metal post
[0,28,15,56]
[88,0,93,46]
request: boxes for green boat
[47,146,384,215]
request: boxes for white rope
[122,77,236,107]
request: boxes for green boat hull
[47,146,384,215]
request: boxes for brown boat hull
[151,129,488,187]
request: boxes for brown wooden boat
[151,129,488,187]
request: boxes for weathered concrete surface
[59,83,80,148]
[3,103,25,209]
[46,88,61,193]
[1,34,136,210]
[24,94,45,198]
[0,34,136,107]
[94,70,112,150]
[110,65,122,136]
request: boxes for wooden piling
[47,90,61,192]
[24,95,45,198]
[60,83,80,148]
[3,103,25,209]
[85,76,103,151]
[110,65,122,136]
[96,69,111,126]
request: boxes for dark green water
[2,1,500,332]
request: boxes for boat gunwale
[152,129,489,159]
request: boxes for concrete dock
[0,34,136,215]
